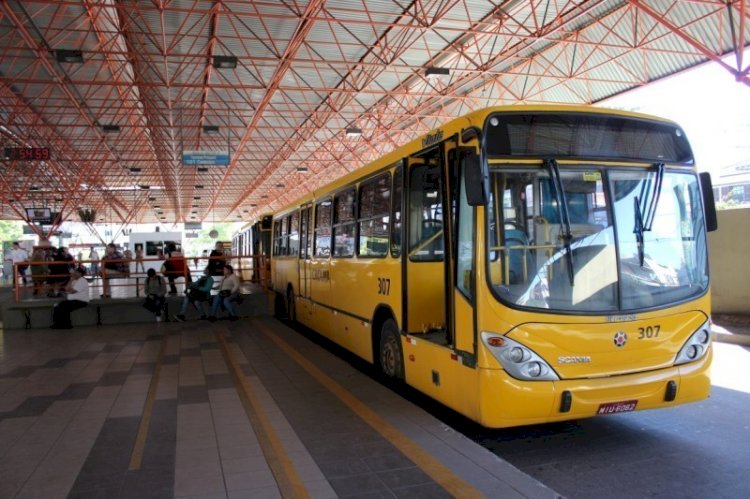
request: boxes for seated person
[50,266,89,330]
[143,268,167,322]
[206,241,226,277]
[174,268,214,321]
[46,246,75,297]
[100,243,126,298]
[162,245,192,294]
[208,264,240,322]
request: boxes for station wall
[709,208,750,314]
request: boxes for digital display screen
[25,207,52,221]
[484,113,694,164]
[4,147,51,161]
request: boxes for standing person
[142,268,167,322]
[206,241,226,277]
[88,246,100,277]
[100,243,125,298]
[208,264,241,322]
[50,266,89,329]
[3,249,13,285]
[29,247,49,296]
[134,244,145,274]
[10,241,29,287]
[162,244,192,294]
[174,268,214,321]
[122,248,133,277]
[46,247,75,297]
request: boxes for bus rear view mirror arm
[464,153,488,206]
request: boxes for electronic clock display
[4,147,51,161]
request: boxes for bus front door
[404,155,448,338]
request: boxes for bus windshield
[487,167,708,313]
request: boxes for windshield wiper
[633,162,664,267]
[545,158,575,286]
[633,196,645,266]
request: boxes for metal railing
[12,254,269,302]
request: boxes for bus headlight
[481,332,559,381]
[675,319,712,365]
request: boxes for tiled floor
[0,314,557,498]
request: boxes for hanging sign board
[184,222,202,230]
[181,150,230,166]
[185,233,199,238]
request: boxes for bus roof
[272,104,685,217]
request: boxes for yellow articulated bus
[270,105,718,428]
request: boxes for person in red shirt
[162,244,192,294]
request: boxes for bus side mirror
[699,172,718,232]
[463,152,488,206]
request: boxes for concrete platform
[0,314,558,498]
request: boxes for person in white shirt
[50,266,90,329]
[208,264,241,322]
[10,241,30,286]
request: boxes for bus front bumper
[477,348,712,428]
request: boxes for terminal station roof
[1,0,748,229]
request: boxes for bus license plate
[597,400,638,415]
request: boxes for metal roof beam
[206,0,327,215]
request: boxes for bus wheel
[286,287,296,322]
[379,319,404,380]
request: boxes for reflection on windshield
[487,167,708,313]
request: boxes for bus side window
[314,199,332,258]
[273,218,282,256]
[289,211,300,256]
[358,173,391,258]
[282,216,290,256]
[333,188,356,257]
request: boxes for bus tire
[379,319,404,380]
[286,286,296,322]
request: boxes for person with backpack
[173,268,214,321]
[143,268,167,322]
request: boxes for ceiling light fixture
[202,125,219,134]
[345,127,362,137]
[194,185,204,189]
[296,167,308,172]
[197,167,208,172]
[54,49,84,63]
[102,124,121,133]
[425,66,450,78]
[129,167,141,173]
[212,55,237,69]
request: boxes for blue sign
[182,150,230,166]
